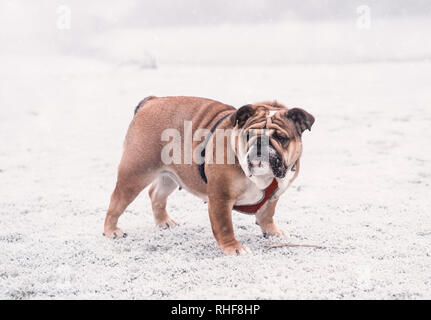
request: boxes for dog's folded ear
[231,104,255,127]
[286,108,315,134]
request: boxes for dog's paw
[156,217,178,229]
[220,242,251,256]
[263,228,286,239]
[103,228,127,239]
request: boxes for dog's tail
[134,95,156,115]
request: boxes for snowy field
[1,7,431,298]
[1,59,431,299]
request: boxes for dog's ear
[286,108,315,134]
[231,104,255,127]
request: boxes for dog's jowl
[103,96,314,255]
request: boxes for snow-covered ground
[1,59,430,299]
[1,13,431,299]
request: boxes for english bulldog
[103,96,314,255]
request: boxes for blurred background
[1,0,431,68]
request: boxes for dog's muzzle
[247,137,287,178]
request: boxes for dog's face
[231,102,314,180]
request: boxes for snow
[1,15,431,299]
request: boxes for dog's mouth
[247,145,287,178]
[247,157,271,176]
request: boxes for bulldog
[103,96,314,255]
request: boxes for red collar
[233,178,278,214]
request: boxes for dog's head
[231,102,314,180]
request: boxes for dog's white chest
[234,180,266,206]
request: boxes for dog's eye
[273,133,289,145]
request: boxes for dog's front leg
[255,199,286,238]
[208,196,250,255]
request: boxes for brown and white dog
[103,96,314,255]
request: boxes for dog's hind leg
[104,165,156,239]
[148,174,178,228]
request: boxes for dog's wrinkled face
[231,102,314,180]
